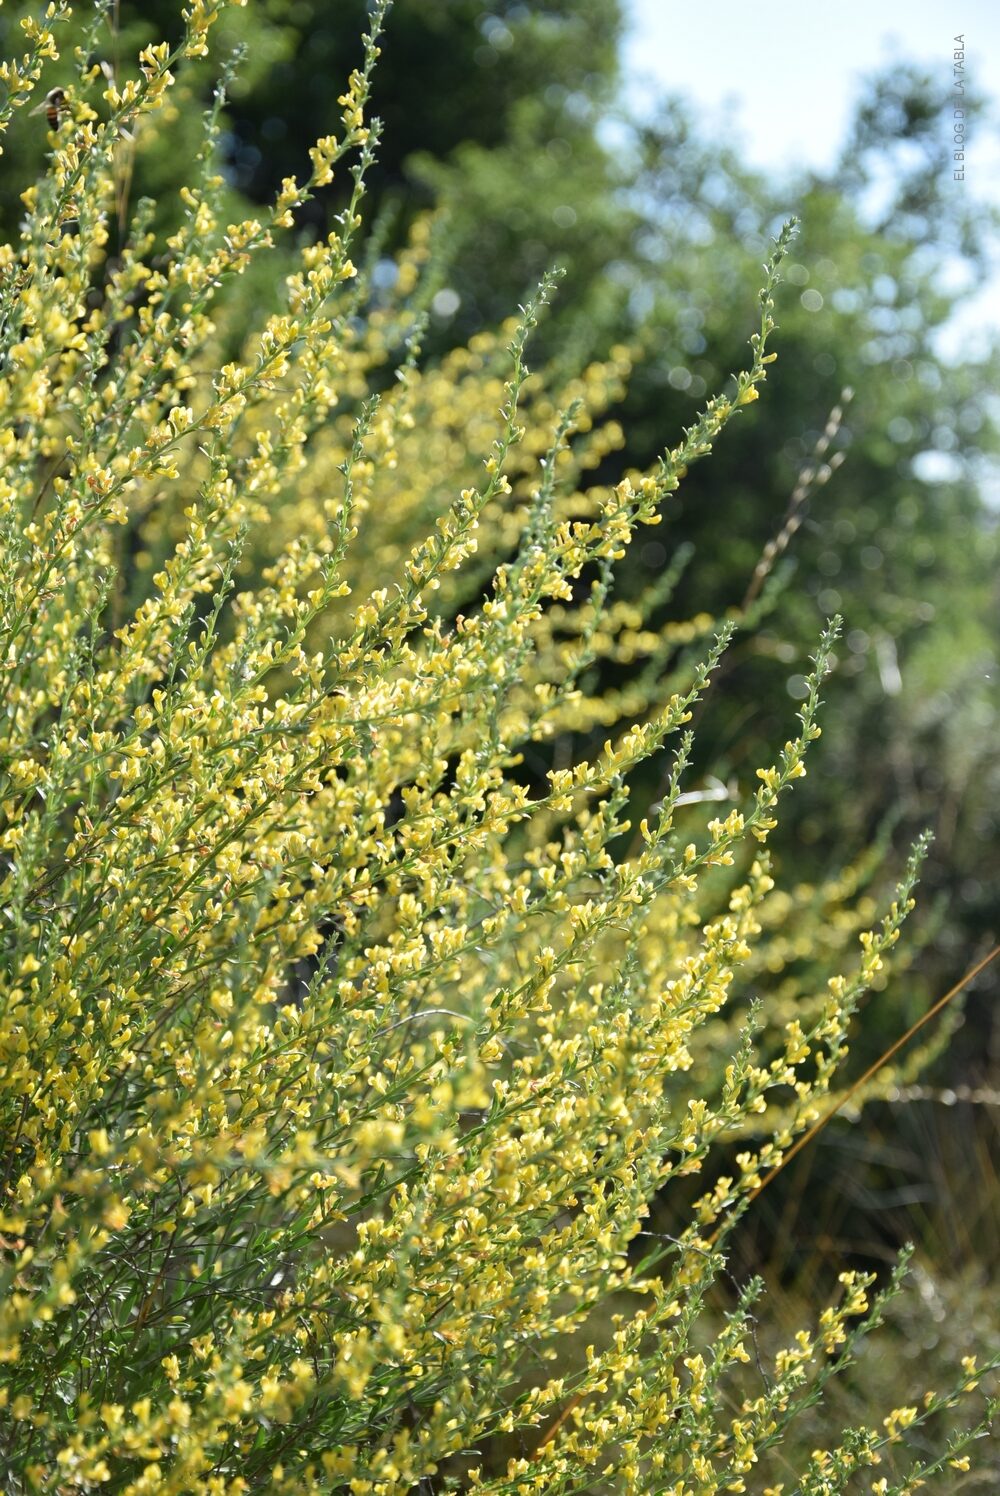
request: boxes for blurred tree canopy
[406,40,999,1043]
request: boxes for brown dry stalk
[741,388,852,613]
[713,940,1000,1239]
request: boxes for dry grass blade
[722,942,1000,1239]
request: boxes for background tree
[421,53,1000,1057]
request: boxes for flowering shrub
[1,4,997,1491]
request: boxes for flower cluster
[0,5,996,1492]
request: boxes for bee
[33,87,68,131]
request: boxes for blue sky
[623,1,1000,360]
[623,1,998,175]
